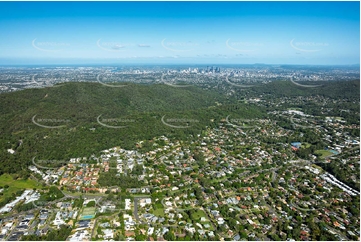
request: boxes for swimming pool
[81,215,95,220]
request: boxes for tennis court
[80,207,96,220]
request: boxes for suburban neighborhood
[0,106,359,241]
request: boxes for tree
[164,231,175,241]
[135,234,146,241]
[228,218,237,229]
[240,231,247,239]
[292,226,300,239]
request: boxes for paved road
[289,115,315,129]
[133,196,151,224]
[271,170,277,182]
[5,216,21,241]
[289,199,315,212]
[314,217,349,241]
[91,213,117,239]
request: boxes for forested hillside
[0,79,359,177]
[0,82,265,176]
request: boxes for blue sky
[0,1,359,65]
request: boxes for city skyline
[0,1,359,65]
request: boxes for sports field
[315,150,334,159]
[80,207,96,220]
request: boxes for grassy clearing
[0,174,42,203]
[190,209,206,221]
[311,164,323,171]
[62,190,105,198]
[203,223,215,231]
[132,194,151,198]
[153,208,164,217]
[315,150,334,159]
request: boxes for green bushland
[0,82,266,177]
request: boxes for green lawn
[190,209,206,221]
[153,208,165,217]
[62,190,105,198]
[0,174,42,203]
[311,164,323,171]
[132,194,151,198]
[203,223,215,231]
[315,150,334,159]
